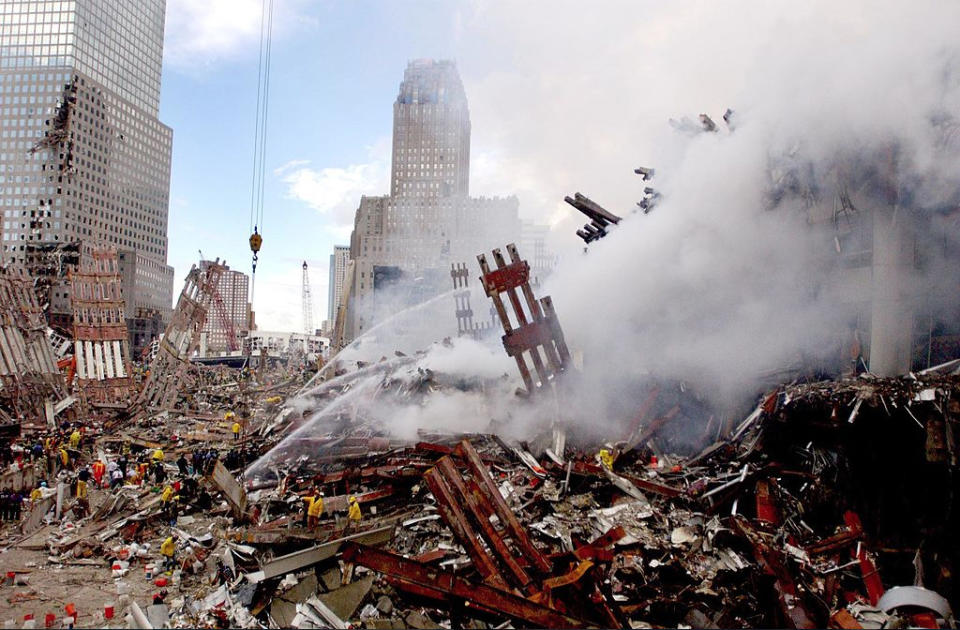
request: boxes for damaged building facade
[0,0,175,352]
[769,141,960,377]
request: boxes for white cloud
[163,0,309,71]
[281,163,381,214]
[276,139,391,235]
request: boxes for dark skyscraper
[0,0,174,333]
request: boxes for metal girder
[478,260,530,296]
[732,517,817,629]
[207,460,248,519]
[341,543,592,629]
[423,465,507,589]
[138,261,225,410]
[478,244,569,395]
[435,456,533,592]
[502,320,556,358]
[755,479,779,525]
[247,523,395,583]
[844,511,885,605]
[455,440,552,575]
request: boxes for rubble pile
[15,356,935,629]
[0,246,957,629]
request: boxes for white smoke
[254,1,960,467]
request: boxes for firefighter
[160,535,177,573]
[307,491,323,528]
[75,478,89,517]
[91,459,106,488]
[598,448,615,469]
[348,496,361,522]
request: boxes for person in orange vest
[91,460,106,488]
[136,461,150,486]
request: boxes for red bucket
[153,577,168,587]
[44,613,56,628]
[104,602,114,619]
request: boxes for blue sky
[160,1,478,332]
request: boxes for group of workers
[301,489,362,529]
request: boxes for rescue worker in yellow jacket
[307,492,323,528]
[160,535,176,573]
[598,448,615,469]
[75,479,89,517]
[232,421,241,441]
[348,496,361,522]
[69,429,81,449]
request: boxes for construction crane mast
[302,261,314,335]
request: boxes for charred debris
[0,234,956,629]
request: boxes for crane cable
[248,0,275,306]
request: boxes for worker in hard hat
[348,496,361,522]
[306,491,324,528]
[75,478,89,517]
[69,428,81,449]
[160,535,177,574]
[59,446,70,470]
[224,411,236,422]
[91,459,106,488]
[231,420,241,441]
[598,448,614,469]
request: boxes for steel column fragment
[478,243,570,395]
[341,543,591,629]
[248,524,396,583]
[138,261,226,410]
[477,251,534,393]
[423,465,507,590]
[732,516,817,629]
[455,440,552,575]
[435,456,533,592]
[491,247,550,385]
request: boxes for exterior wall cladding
[0,0,174,345]
[346,60,520,341]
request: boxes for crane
[302,261,314,335]
[246,0,274,359]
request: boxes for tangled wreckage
[0,239,957,629]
